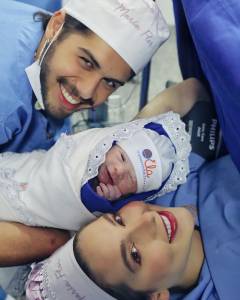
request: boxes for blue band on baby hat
[144,122,176,153]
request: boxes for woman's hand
[136,78,211,119]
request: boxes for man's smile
[59,83,82,111]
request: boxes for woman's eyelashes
[113,214,142,267]
[114,214,125,226]
[131,243,141,265]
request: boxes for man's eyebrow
[120,241,135,274]
[78,48,126,86]
[79,48,100,69]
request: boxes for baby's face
[98,145,137,196]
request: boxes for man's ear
[149,289,170,300]
[45,10,66,39]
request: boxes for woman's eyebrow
[120,241,135,274]
[102,215,135,273]
[102,214,117,226]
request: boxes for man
[172,0,240,172]
[0,0,169,152]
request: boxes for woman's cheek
[148,246,173,279]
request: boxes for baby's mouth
[107,169,114,185]
[99,166,114,185]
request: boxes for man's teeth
[61,85,79,105]
[161,215,172,242]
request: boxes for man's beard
[39,43,67,120]
[39,45,93,120]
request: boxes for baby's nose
[114,164,125,178]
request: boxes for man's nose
[76,73,101,100]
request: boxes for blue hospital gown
[153,154,240,300]
[0,0,67,153]
[14,0,62,12]
[173,0,240,173]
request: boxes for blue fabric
[198,156,240,300]
[14,0,62,12]
[173,0,240,172]
[0,0,68,153]
[152,154,240,299]
[0,288,6,300]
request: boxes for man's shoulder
[0,0,42,19]
[0,0,44,46]
[0,1,44,111]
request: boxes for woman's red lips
[158,211,178,243]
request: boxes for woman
[26,154,240,299]
[1,78,220,298]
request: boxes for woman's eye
[121,153,125,162]
[131,244,141,265]
[114,214,125,226]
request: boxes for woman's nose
[130,212,157,240]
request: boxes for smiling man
[0,0,169,153]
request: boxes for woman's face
[78,201,195,293]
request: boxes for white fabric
[26,237,115,300]
[146,130,175,182]
[25,25,63,110]
[118,130,164,193]
[63,0,170,73]
[0,112,190,230]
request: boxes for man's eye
[104,79,118,90]
[79,57,93,70]
[114,214,125,226]
[131,244,141,265]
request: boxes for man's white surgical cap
[63,0,170,74]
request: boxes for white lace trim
[81,111,191,197]
[26,262,53,300]
[41,260,56,300]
